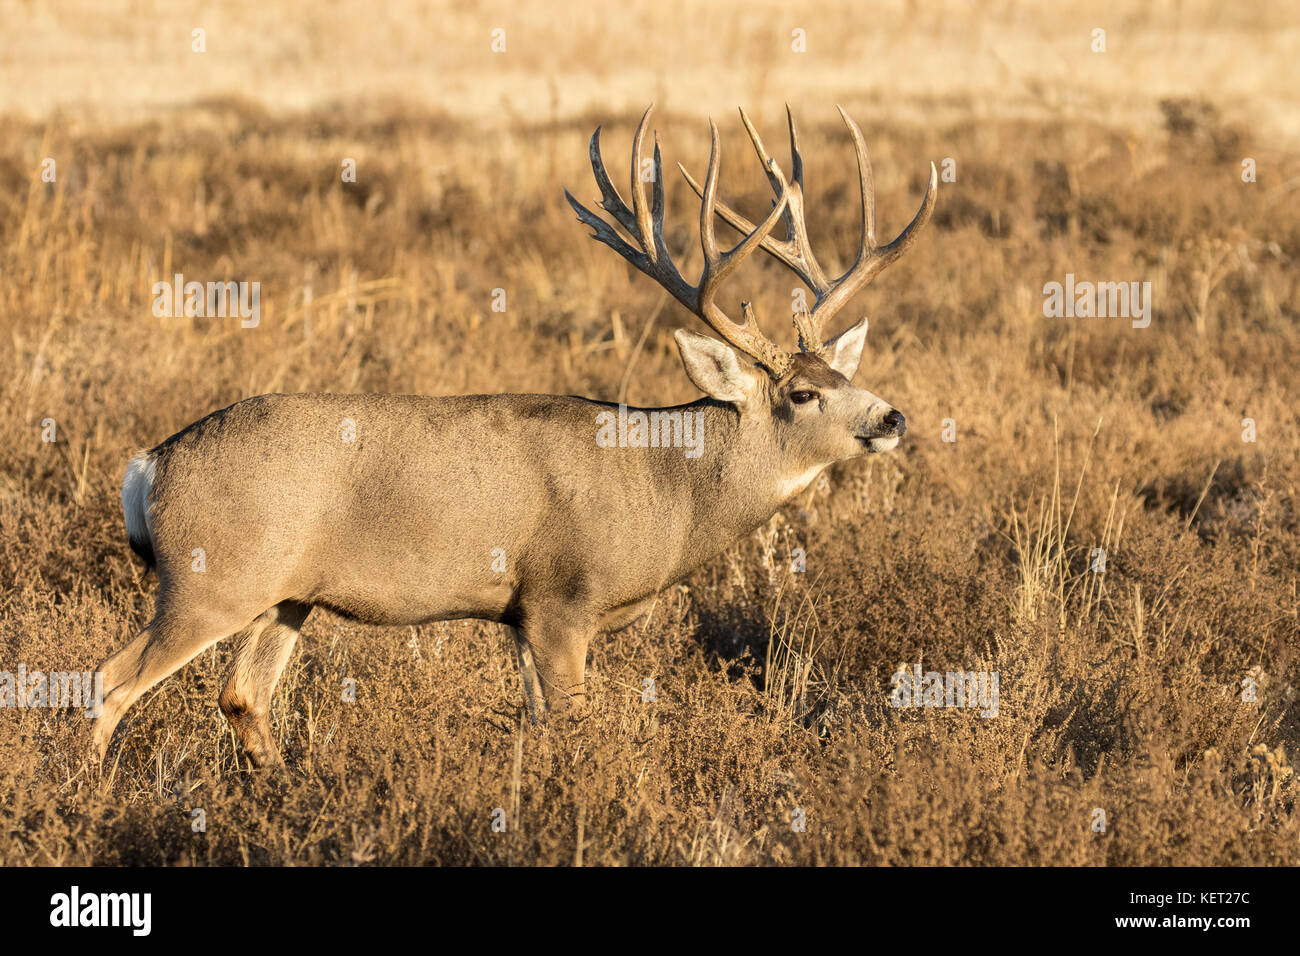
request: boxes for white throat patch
[778,464,827,500]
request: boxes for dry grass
[1,0,1298,865]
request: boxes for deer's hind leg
[509,626,547,724]
[92,600,266,762]
[219,601,311,768]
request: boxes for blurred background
[5,0,1299,140]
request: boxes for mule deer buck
[93,106,935,767]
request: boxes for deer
[91,106,936,768]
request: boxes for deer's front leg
[516,609,593,718]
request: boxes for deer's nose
[883,410,906,435]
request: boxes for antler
[565,106,795,378]
[680,105,938,357]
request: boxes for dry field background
[1,0,1298,865]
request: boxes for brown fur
[93,346,901,765]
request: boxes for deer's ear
[823,317,869,380]
[674,329,760,405]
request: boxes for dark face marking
[769,353,850,420]
[759,350,902,466]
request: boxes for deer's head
[566,105,934,477]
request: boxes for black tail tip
[128,536,156,569]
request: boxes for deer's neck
[677,400,822,544]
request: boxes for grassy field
[1,1,1298,865]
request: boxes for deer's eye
[789,390,819,405]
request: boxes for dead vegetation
[1,50,1298,865]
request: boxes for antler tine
[773,107,827,359]
[785,104,805,190]
[565,107,794,378]
[784,104,879,350]
[681,106,938,357]
[629,108,659,262]
[839,105,877,251]
[679,108,831,298]
[776,105,830,295]
[793,309,823,356]
[735,109,783,206]
[806,107,938,330]
[697,119,724,275]
[586,126,636,235]
[697,119,795,376]
[783,105,828,355]
[650,135,667,257]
